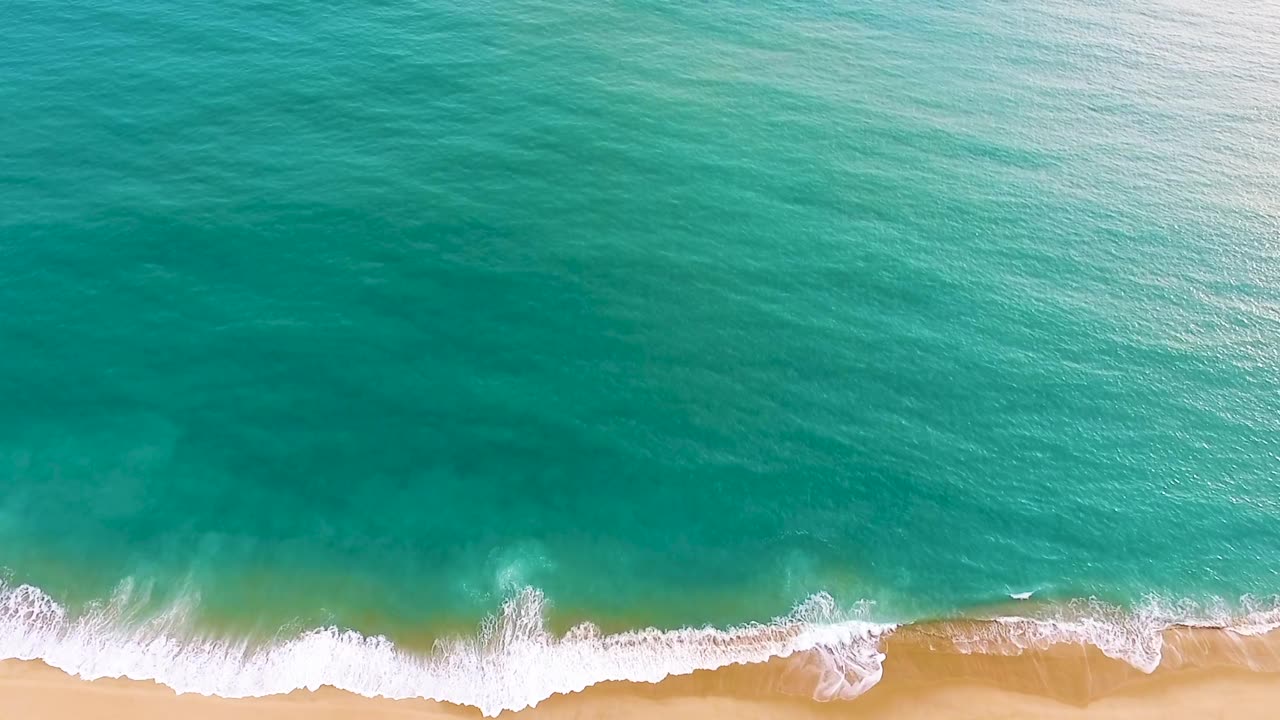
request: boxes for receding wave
[2,579,1279,716]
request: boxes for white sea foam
[3,579,1279,716]
[949,600,1169,671]
[948,595,1280,674]
[1218,595,1280,637]
[0,579,890,716]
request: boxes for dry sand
[5,625,1280,719]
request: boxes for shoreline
[6,624,1280,719]
[6,577,1280,717]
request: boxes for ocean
[2,0,1278,714]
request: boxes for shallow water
[2,0,1279,713]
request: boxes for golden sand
[5,625,1280,719]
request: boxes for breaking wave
[2,579,1279,716]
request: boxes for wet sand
[5,623,1280,719]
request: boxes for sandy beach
[7,0,1280,717]
[6,625,1280,719]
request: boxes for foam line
[0,580,889,716]
[3,579,1279,716]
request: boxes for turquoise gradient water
[1,0,1279,689]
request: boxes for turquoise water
[2,0,1279,712]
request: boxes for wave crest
[4,579,1280,716]
[0,579,890,716]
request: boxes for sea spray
[5,579,1280,716]
[0,579,891,716]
